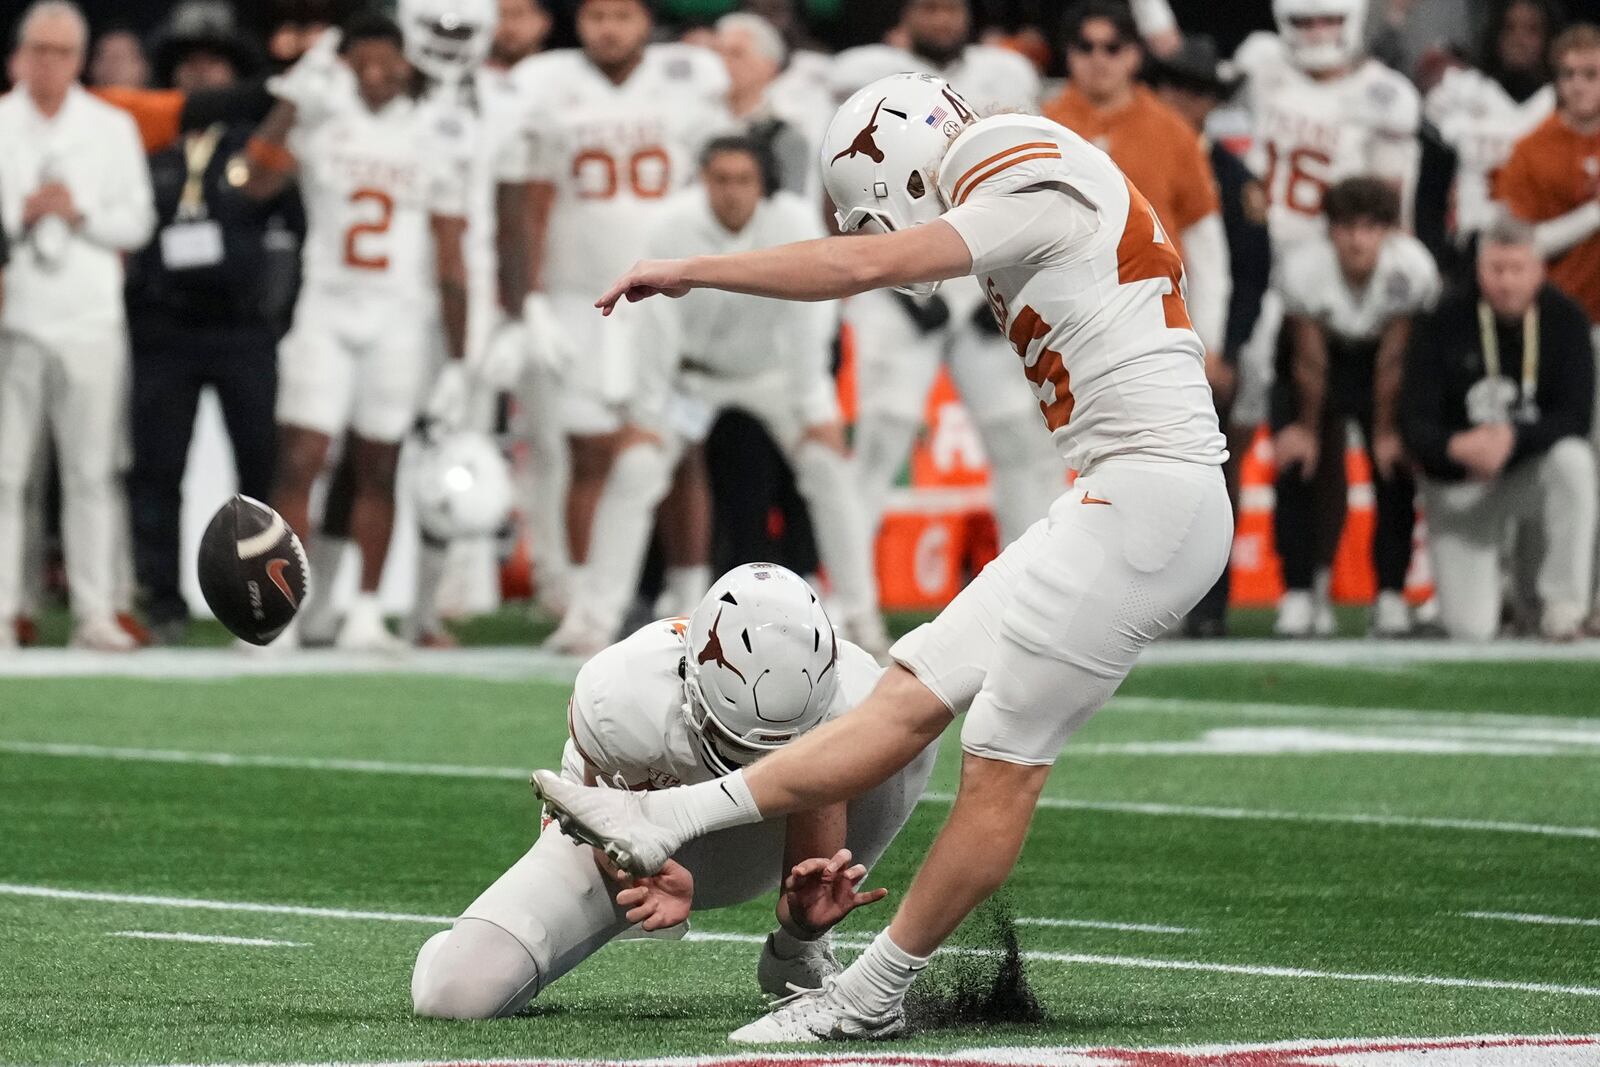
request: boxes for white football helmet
[400,0,496,82]
[1273,0,1365,72]
[682,564,839,775]
[411,430,513,541]
[820,72,978,296]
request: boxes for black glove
[890,290,950,334]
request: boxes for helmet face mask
[1272,0,1364,72]
[821,73,977,297]
[401,0,496,81]
[680,564,839,777]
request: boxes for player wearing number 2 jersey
[242,16,450,649]
[532,72,1232,1043]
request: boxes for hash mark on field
[0,741,529,780]
[108,930,309,947]
[8,883,1594,1000]
[1464,910,1600,929]
[1016,917,1197,934]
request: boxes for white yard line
[0,741,528,780]
[5,742,1595,840]
[0,884,454,924]
[1015,917,1197,934]
[3,641,1599,681]
[1463,911,1600,929]
[918,792,1600,840]
[108,930,308,947]
[5,882,1596,1001]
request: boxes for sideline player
[830,0,1062,548]
[243,16,446,650]
[534,72,1232,1041]
[550,137,883,657]
[511,0,729,621]
[411,563,937,1018]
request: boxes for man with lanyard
[124,6,294,645]
[1401,217,1596,640]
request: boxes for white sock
[832,930,929,1016]
[642,769,761,840]
[663,564,711,615]
[411,540,449,633]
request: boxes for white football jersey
[937,114,1227,472]
[1234,34,1421,251]
[643,191,829,384]
[1425,67,1554,239]
[418,68,535,350]
[828,42,1040,113]
[1278,231,1440,342]
[566,617,883,790]
[513,44,731,297]
[291,95,438,299]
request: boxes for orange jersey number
[343,188,394,271]
[1117,179,1193,332]
[573,146,672,200]
[1263,142,1331,217]
[1006,304,1076,432]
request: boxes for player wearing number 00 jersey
[532,73,1233,1043]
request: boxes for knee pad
[410,919,540,1020]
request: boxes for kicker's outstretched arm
[595,221,973,313]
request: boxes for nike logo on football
[265,558,298,606]
[1080,492,1112,506]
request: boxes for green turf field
[3,653,1599,1065]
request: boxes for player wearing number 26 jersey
[534,73,1234,1044]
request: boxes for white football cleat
[529,769,680,878]
[1274,590,1314,637]
[541,610,612,658]
[728,980,905,1044]
[1371,590,1412,637]
[757,933,841,998]
[336,598,407,654]
[69,618,137,653]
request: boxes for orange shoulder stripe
[955,150,1064,205]
[951,141,1060,204]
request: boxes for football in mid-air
[197,495,309,646]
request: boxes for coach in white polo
[0,0,155,651]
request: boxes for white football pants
[847,288,1061,548]
[516,359,574,609]
[894,458,1233,765]
[0,330,128,626]
[565,369,878,638]
[411,737,935,1018]
[1421,438,1597,641]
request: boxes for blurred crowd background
[3,0,1600,655]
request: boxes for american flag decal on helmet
[925,105,948,126]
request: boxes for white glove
[266,29,347,124]
[521,292,576,374]
[425,360,470,431]
[468,317,529,391]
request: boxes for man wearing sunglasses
[1498,21,1600,633]
[411,562,937,1019]
[1045,2,1230,432]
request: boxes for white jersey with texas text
[936,114,1227,472]
[1425,67,1555,240]
[566,617,884,791]
[513,45,730,297]
[1234,33,1421,251]
[290,95,436,300]
[1278,232,1441,343]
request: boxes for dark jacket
[126,121,296,328]
[1210,139,1271,364]
[1401,282,1595,481]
